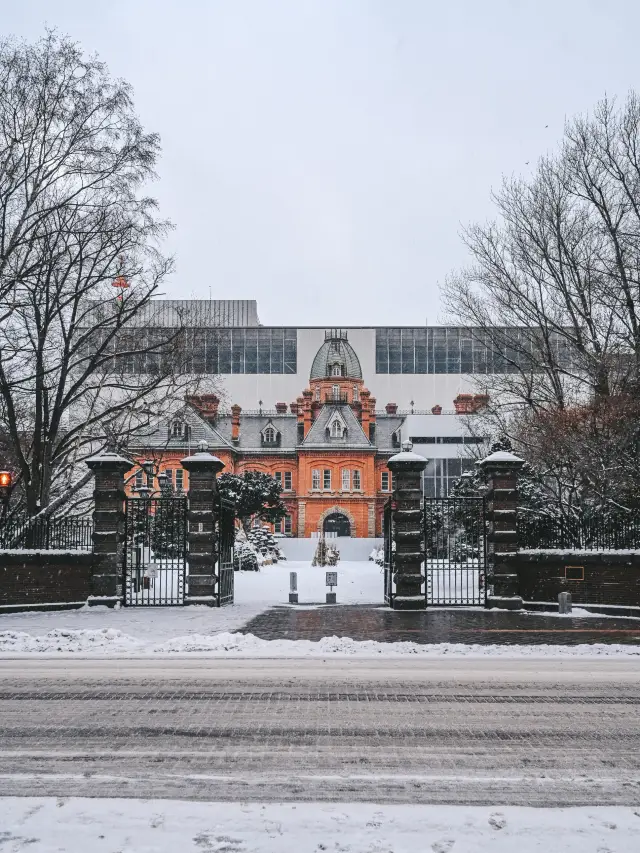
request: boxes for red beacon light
[0,471,11,503]
[112,275,130,304]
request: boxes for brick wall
[0,551,93,607]
[515,551,640,606]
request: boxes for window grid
[118,327,297,375]
[353,470,361,490]
[175,469,184,491]
[284,471,292,491]
[312,469,320,490]
[375,327,556,374]
[342,469,350,491]
[323,469,332,490]
[381,471,390,491]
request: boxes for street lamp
[0,471,11,514]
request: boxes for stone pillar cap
[478,450,524,466]
[387,439,428,468]
[85,452,132,467]
[181,451,225,472]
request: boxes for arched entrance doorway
[323,512,351,537]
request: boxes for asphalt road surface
[0,657,639,805]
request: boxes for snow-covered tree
[217,472,286,533]
[0,32,198,520]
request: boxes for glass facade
[375,327,565,374]
[421,457,476,498]
[116,327,297,375]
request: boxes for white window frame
[381,471,390,492]
[284,471,292,491]
[341,469,350,491]
[353,385,359,401]
[353,469,361,491]
[275,471,282,486]
[175,469,184,491]
[332,364,342,376]
[332,384,340,399]
[264,426,276,443]
[330,419,343,438]
[312,469,320,490]
[314,385,320,401]
[323,469,332,490]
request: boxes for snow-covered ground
[1,798,639,852]
[1,559,639,657]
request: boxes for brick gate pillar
[181,441,225,605]
[86,452,131,606]
[479,450,524,610]
[387,440,428,610]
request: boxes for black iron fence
[518,512,640,551]
[0,514,93,550]
[123,495,188,605]
[423,497,486,605]
[216,496,235,606]
[383,498,394,605]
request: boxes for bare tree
[0,32,212,517]
[443,92,640,514]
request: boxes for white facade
[213,326,478,411]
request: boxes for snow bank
[1,627,639,657]
[1,798,639,853]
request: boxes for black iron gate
[124,496,188,606]
[383,498,395,605]
[215,496,235,607]
[423,496,486,605]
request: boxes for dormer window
[328,412,348,439]
[332,364,342,377]
[170,420,187,439]
[261,422,280,446]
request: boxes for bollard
[325,570,337,604]
[558,591,572,614]
[289,571,298,604]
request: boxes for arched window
[264,426,275,443]
[170,420,186,439]
[332,364,342,377]
[330,419,343,438]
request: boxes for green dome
[310,330,362,381]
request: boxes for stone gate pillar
[86,452,131,606]
[181,442,225,605]
[479,450,524,610]
[387,440,428,610]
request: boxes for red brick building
[129,330,404,537]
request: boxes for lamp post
[0,470,12,520]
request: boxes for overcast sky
[3,1,639,325]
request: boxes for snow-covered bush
[246,525,285,564]
[233,540,259,572]
[369,546,384,566]
[312,537,340,567]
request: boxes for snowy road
[1,657,639,806]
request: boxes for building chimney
[385,402,398,415]
[360,389,370,436]
[431,404,442,415]
[275,402,288,414]
[231,404,242,442]
[186,394,220,424]
[453,394,475,414]
[472,394,490,411]
[302,389,313,437]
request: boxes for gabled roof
[127,404,234,452]
[302,404,371,449]
[215,414,299,452]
